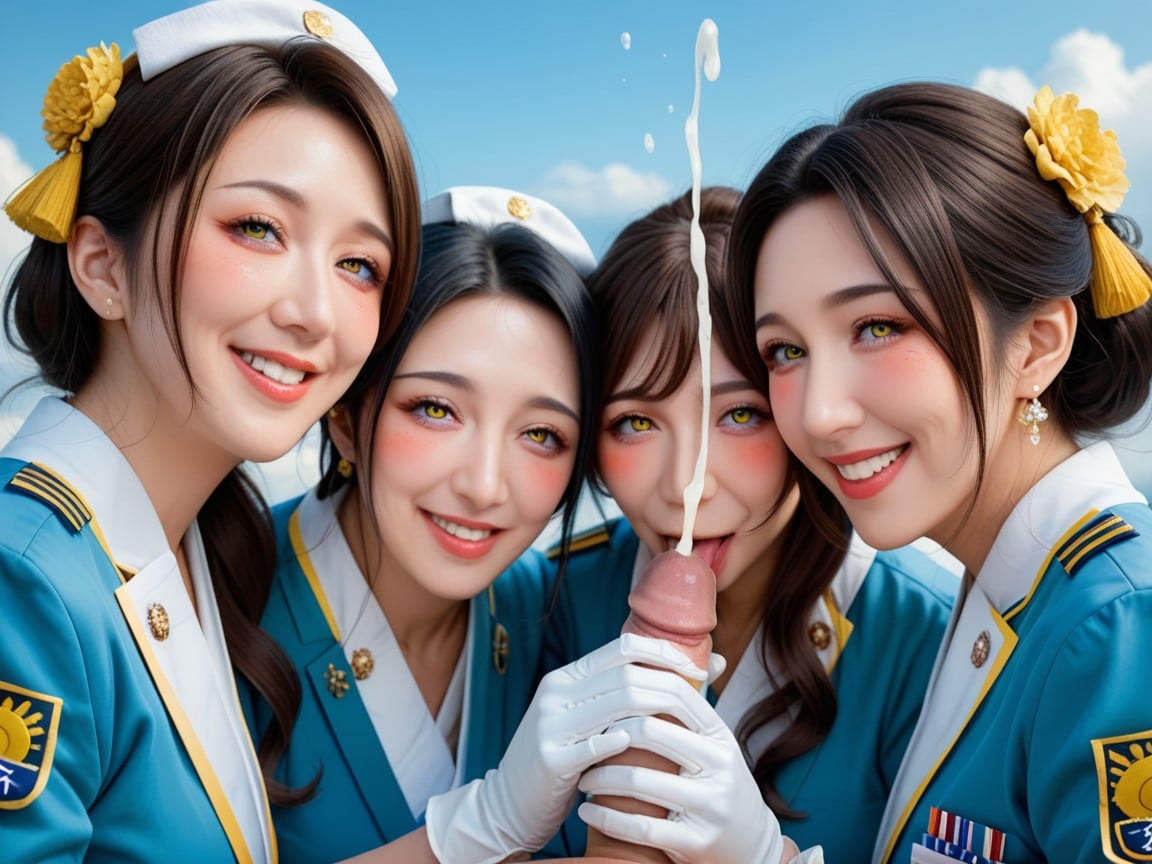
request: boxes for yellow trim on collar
[877,609,1018,863]
[820,588,854,674]
[545,524,611,560]
[288,507,341,642]
[114,588,255,864]
[1004,509,1098,623]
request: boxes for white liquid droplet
[668,104,675,114]
[644,133,655,153]
[621,32,632,50]
[678,18,720,557]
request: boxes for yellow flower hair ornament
[1024,85,1152,318]
[4,42,123,244]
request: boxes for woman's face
[752,194,1014,555]
[598,327,794,593]
[125,103,393,465]
[365,294,580,600]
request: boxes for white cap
[133,0,397,101]
[422,186,597,278]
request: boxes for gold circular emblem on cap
[324,663,350,698]
[147,602,170,641]
[507,196,532,221]
[351,647,374,681]
[971,629,991,668]
[807,621,832,651]
[303,10,333,38]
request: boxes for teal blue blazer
[244,494,555,863]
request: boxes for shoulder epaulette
[1055,510,1139,577]
[545,524,612,560]
[6,463,92,533]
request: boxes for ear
[68,215,128,320]
[1013,297,1076,398]
[326,405,359,464]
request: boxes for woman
[0,0,419,860]
[732,82,1152,862]
[251,186,716,864]
[549,187,957,863]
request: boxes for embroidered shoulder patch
[1093,728,1152,862]
[0,681,63,809]
[545,525,611,560]
[1056,511,1138,577]
[7,463,92,533]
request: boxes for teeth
[430,514,492,542]
[836,446,904,481]
[239,351,306,385]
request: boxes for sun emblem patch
[0,682,62,809]
[1094,729,1152,862]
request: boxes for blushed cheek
[598,443,639,485]
[377,428,436,464]
[523,461,572,516]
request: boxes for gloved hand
[424,634,713,864]
[577,697,789,864]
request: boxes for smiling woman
[0,1,419,860]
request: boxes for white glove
[424,634,712,864]
[577,699,786,864]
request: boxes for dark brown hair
[587,186,848,818]
[727,82,1152,525]
[3,40,420,806]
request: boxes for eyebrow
[755,282,894,329]
[394,370,579,423]
[220,179,394,252]
[605,377,757,406]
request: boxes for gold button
[971,629,991,668]
[351,647,374,681]
[808,621,831,650]
[506,196,531,220]
[303,10,333,38]
[492,623,510,675]
[324,663,349,698]
[147,602,170,641]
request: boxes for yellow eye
[339,260,364,275]
[629,417,652,432]
[424,404,448,420]
[730,407,752,425]
[867,322,893,338]
[240,221,268,240]
[527,429,548,443]
[783,345,805,360]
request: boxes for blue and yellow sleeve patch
[545,525,611,560]
[0,681,62,809]
[1055,511,1138,578]
[6,463,91,533]
[1093,728,1152,863]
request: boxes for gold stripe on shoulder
[545,525,612,560]
[1056,511,1138,577]
[7,463,92,533]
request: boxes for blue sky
[2,0,1150,500]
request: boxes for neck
[937,427,1080,575]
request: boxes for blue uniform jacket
[0,400,270,863]
[544,517,957,860]
[875,444,1152,864]
[244,493,555,863]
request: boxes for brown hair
[587,186,848,818]
[3,40,420,806]
[727,82,1152,525]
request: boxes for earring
[1018,384,1048,446]
[104,297,113,317]
[336,458,354,478]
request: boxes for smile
[238,350,307,385]
[429,513,493,542]
[835,446,906,481]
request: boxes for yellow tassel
[3,149,83,244]
[1087,210,1152,319]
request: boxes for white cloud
[975,30,1152,165]
[535,162,674,218]
[0,135,33,288]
